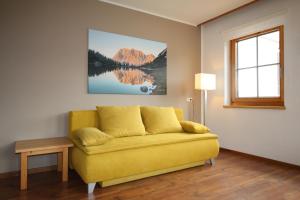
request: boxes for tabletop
[15,137,73,153]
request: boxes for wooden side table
[15,137,73,190]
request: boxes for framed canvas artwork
[88,29,167,95]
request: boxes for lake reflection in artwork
[89,69,157,94]
[88,29,167,95]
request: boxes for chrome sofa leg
[88,182,96,194]
[209,158,216,166]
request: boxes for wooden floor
[1,150,300,200]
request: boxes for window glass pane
[258,31,280,66]
[258,65,280,97]
[237,37,257,69]
[237,68,257,98]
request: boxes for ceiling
[99,0,256,26]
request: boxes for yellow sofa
[69,108,219,193]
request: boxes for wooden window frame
[230,25,284,108]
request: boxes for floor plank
[1,150,300,200]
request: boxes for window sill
[223,105,286,110]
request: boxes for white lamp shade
[195,73,216,90]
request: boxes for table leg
[62,148,68,182]
[20,152,28,190]
[57,152,62,172]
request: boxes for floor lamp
[195,73,216,125]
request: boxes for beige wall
[0,0,201,173]
[202,0,300,165]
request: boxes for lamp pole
[203,90,207,125]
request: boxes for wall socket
[186,97,193,102]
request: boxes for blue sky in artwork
[88,29,167,58]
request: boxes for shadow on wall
[2,143,18,172]
[57,112,69,137]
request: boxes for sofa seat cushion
[73,132,218,155]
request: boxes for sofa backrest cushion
[69,107,184,139]
[141,106,183,134]
[174,108,184,121]
[96,106,146,137]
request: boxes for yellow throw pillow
[180,121,210,134]
[96,106,146,137]
[76,127,113,146]
[141,106,183,134]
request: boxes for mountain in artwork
[112,48,155,66]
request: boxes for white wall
[0,0,201,173]
[203,0,300,165]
